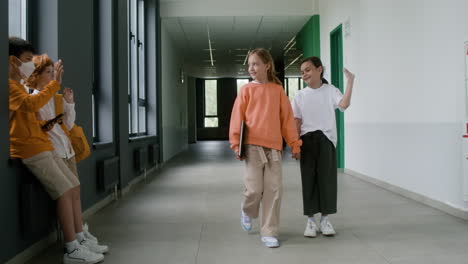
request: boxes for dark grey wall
[187,76,197,143]
[1,0,162,262]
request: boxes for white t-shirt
[291,83,344,146]
[32,90,76,159]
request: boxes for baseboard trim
[122,165,159,196]
[345,169,468,221]
[7,163,161,264]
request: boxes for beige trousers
[22,151,80,200]
[242,145,282,237]
[62,156,79,178]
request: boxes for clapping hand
[63,87,74,103]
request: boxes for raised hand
[63,87,74,103]
[54,59,64,84]
[9,56,23,82]
[344,68,355,82]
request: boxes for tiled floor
[27,141,468,264]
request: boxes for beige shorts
[62,157,79,178]
[22,151,80,200]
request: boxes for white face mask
[18,61,36,79]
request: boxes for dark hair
[9,37,35,57]
[300,56,329,84]
[249,48,282,85]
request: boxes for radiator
[97,156,120,192]
[134,147,147,173]
[148,143,159,166]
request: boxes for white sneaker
[83,223,98,243]
[80,239,109,254]
[64,245,104,264]
[320,219,336,236]
[261,236,280,248]
[304,220,319,237]
[240,209,252,232]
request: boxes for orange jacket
[229,82,302,154]
[9,80,61,159]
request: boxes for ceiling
[162,16,311,78]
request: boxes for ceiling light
[285,53,303,70]
[207,25,214,66]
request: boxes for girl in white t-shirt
[291,56,355,238]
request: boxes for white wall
[161,0,318,17]
[318,0,468,210]
[161,23,188,161]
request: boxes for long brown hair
[26,54,54,88]
[249,48,282,85]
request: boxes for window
[204,80,218,127]
[92,0,114,143]
[285,77,302,101]
[8,0,27,39]
[236,79,249,94]
[128,0,147,136]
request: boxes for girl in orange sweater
[229,48,302,248]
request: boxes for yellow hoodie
[9,79,60,159]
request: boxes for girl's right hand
[54,59,64,84]
[235,151,245,161]
[344,68,355,81]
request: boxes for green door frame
[330,24,345,168]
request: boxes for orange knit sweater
[229,82,302,154]
[9,79,60,159]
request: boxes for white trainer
[320,218,336,236]
[83,223,98,243]
[304,220,319,238]
[261,236,280,248]
[240,209,252,232]
[64,245,104,264]
[80,239,109,254]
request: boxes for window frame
[8,0,28,39]
[128,0,147,137]
[203,79,218,128]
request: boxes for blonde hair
[249,48,282,85]
[26,54,54,88]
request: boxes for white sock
[321,215,329,223]
[76,232,86,243]
[65,240,80,253]
[308,217,316,223]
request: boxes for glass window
[287,78,300,101]
[236,79,249,94]
[129,0,147,136]
[204,80,218,128]
[8,0,27,39]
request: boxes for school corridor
[23,141,468,264]
[2,0,468,263]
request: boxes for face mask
[18,61,36,79]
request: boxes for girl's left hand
[344,68,355,81]
[63,87,74,103]
[292,152,301,160]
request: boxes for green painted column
[296,15,320,58]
